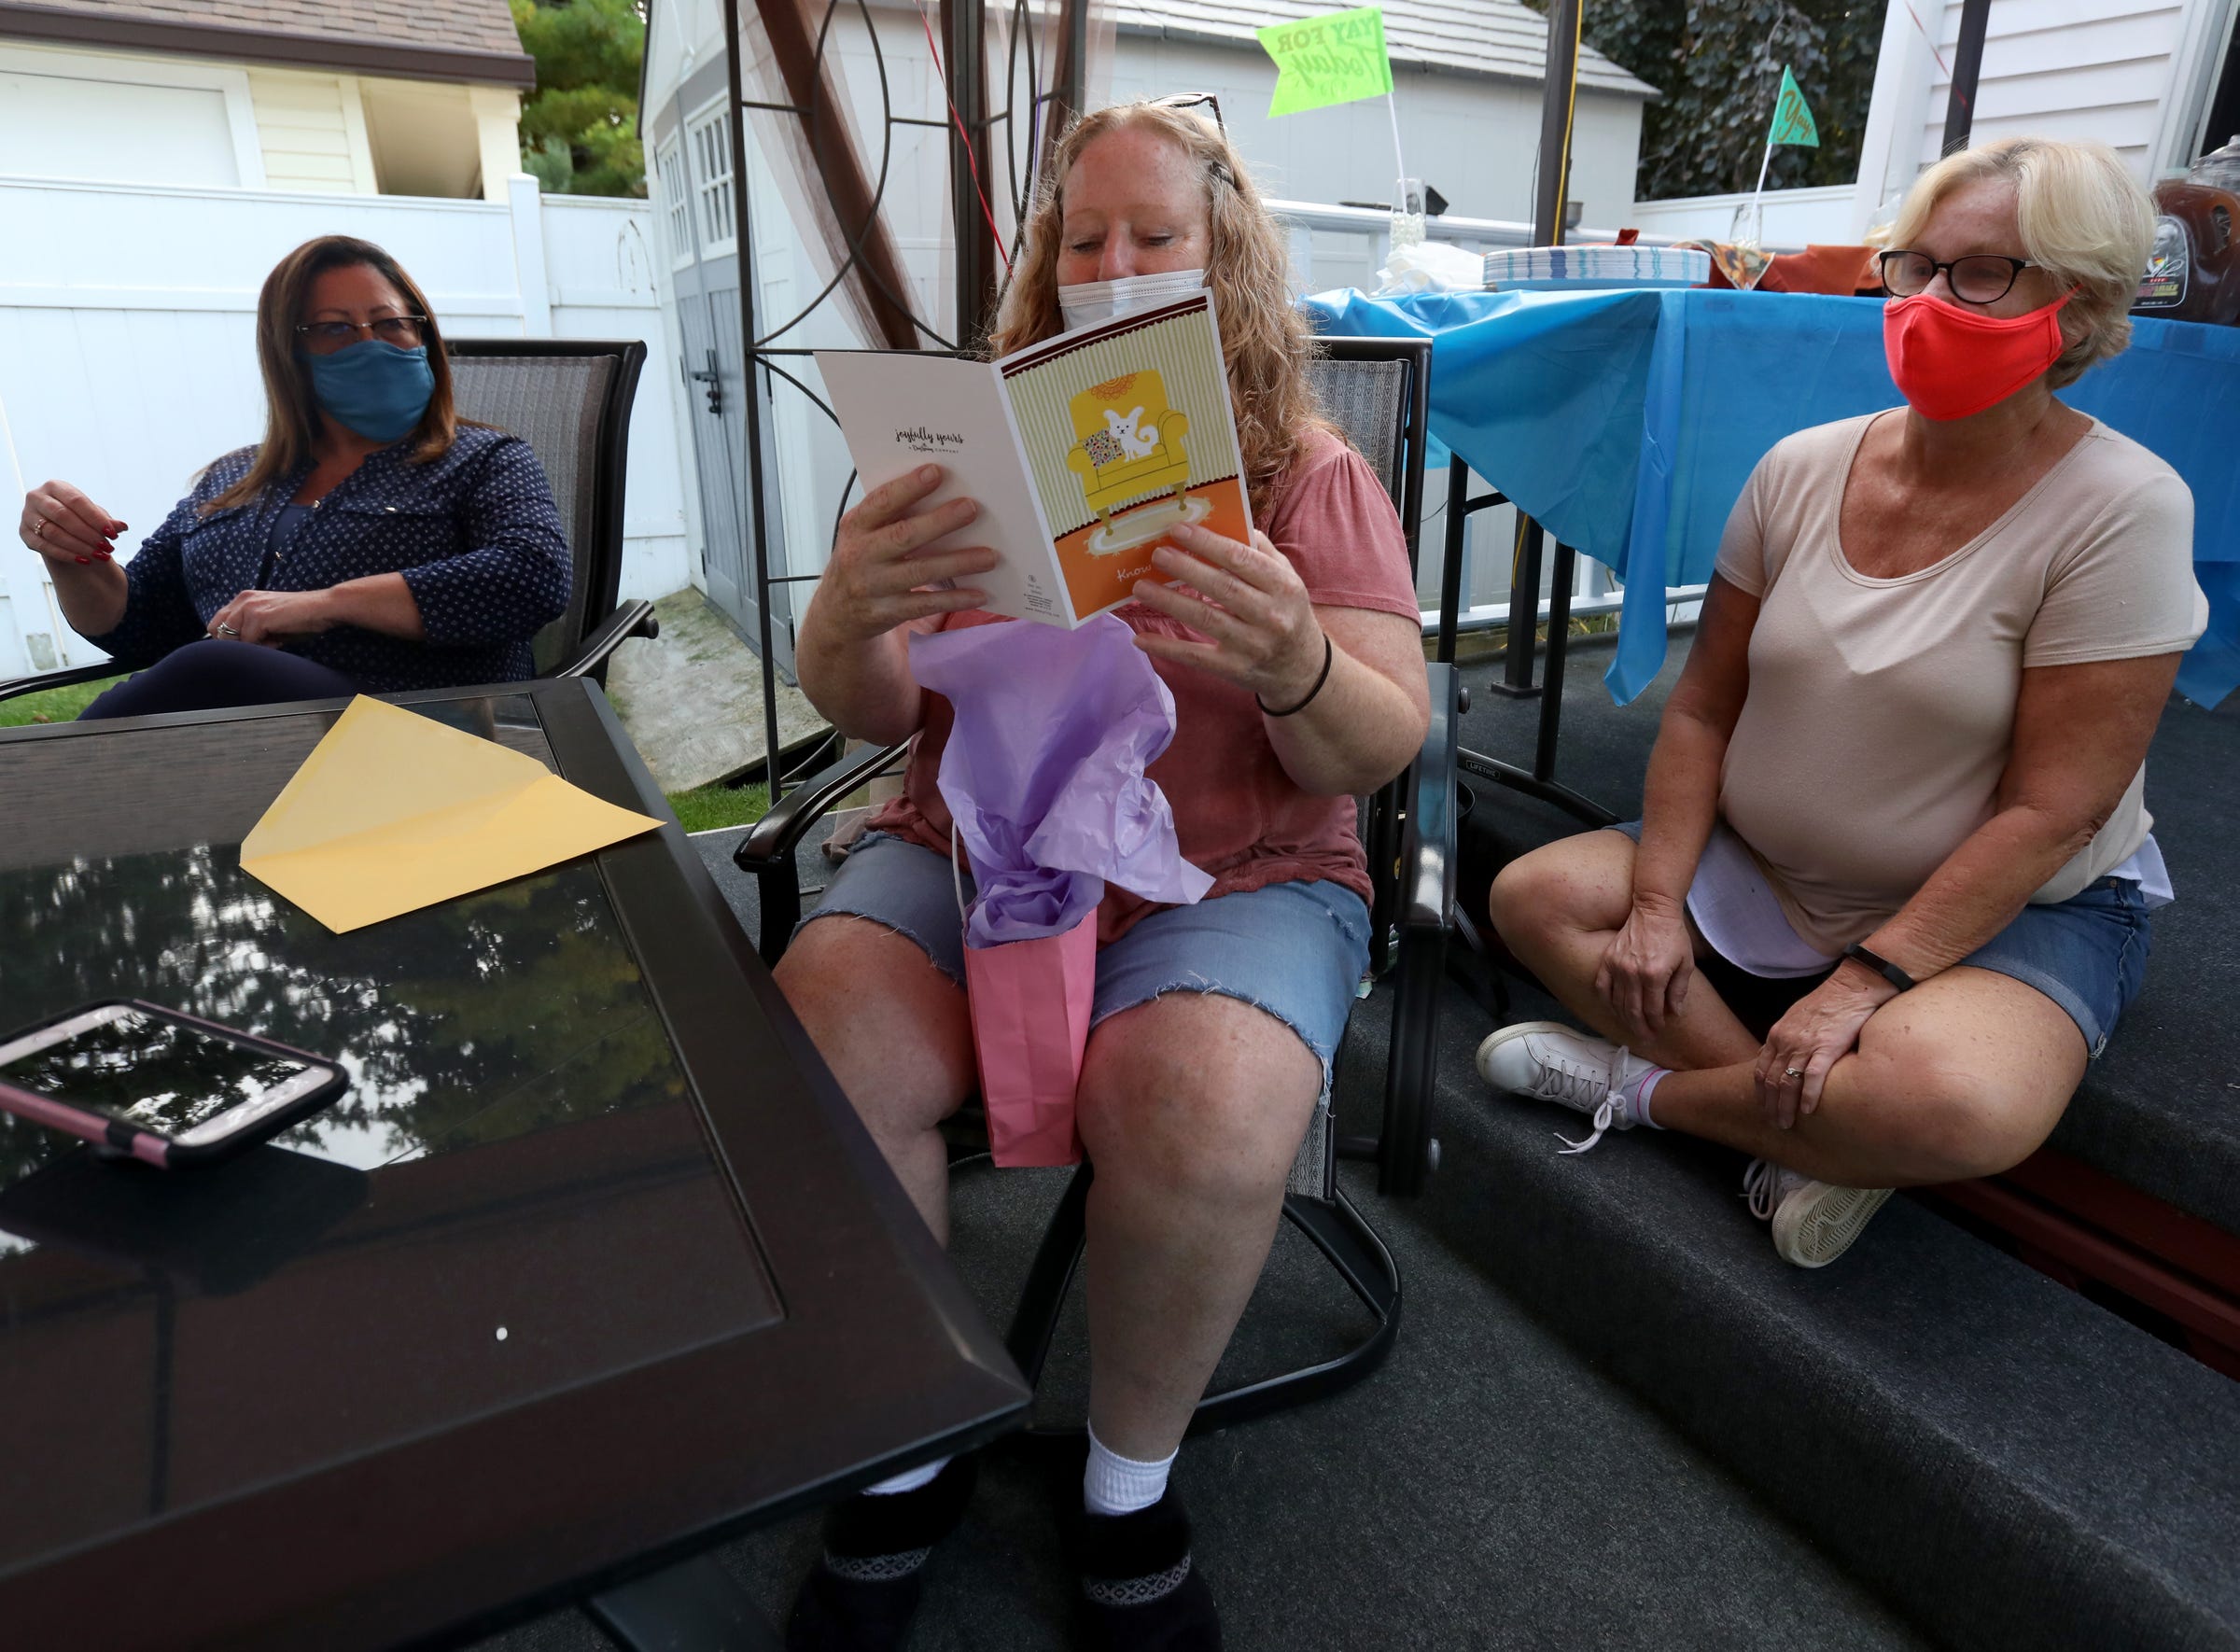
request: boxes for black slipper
[785,1456,978,1652]
[1071,1486,1223,1652]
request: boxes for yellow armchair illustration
[1065,371,1192,528]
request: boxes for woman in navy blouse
[15,234,570,718]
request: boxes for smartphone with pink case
[0,1001,346,1169]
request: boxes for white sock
[1629,1066,1669,1128]
[863,1455,949,1496]
[1083,1424,1174,1516]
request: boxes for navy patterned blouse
[89,427,571,693]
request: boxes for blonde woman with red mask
[1480,137,2206,1269]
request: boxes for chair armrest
[1401,662,1461,931]
[0,661,121,707]
[1377,661,1461,1200]
[553,599,659,681]
[735,736,912,871]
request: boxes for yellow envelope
[241,694,662,932]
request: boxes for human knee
[773,918,973,1134]
[1842,1048,2062,1183]
[1077,1002,1314,1207]
[1489,837,1622,947]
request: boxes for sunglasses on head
[1146,91,1224,132]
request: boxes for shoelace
[1742,1156,1779,1219]
[1554,1044,1634,1156]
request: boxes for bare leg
[1489,832,2088,1186]
[1075,992,1322,1462]
[1490,830,1759,1071]
[1644,966,2087,1186]
[774,916,977,1243]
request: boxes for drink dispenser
[2135,134,2240,326]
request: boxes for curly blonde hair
[988,103,1327,514]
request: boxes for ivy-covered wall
[1525,1,1882,201]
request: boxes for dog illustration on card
[1066,370,1211,553]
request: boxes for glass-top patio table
[0,680,1028,1651]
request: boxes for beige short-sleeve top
[1712,412,2207,954]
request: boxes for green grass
[0,675,122,728]
[664,781,771,833]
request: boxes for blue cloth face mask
[301,340,436,442]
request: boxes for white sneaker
[1476,1021,1659,1155]
[1743,1158,1894,1268]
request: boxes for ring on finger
[31,516,46,540]
[1783,1067,1804,1079]
[217,622,241,638]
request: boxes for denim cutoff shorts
[797,832,1372,1094]
[1609,821,2152,1056]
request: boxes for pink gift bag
[963,910,1097,1167]
[913,616,1215,1169]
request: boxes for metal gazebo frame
[713,0,1091,801]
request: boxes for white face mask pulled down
[1056,268,1207,330]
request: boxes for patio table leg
[1435,456,1617,828]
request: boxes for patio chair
[732,337,1454,1436]
[0,337,658,707]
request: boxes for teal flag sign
[1768,65,1819,147]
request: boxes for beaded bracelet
[1257,633,1334,717]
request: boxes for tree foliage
[1529,1,1883,202]
[511,0,649,198]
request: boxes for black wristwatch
[1841,943,1916,993]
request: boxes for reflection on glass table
[0,746,777,1579]
[0,680,1028,1652]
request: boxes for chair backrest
[445,339,648,674]
[1305,338,1433,577]
[1299,338,1435,1197]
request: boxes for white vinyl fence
[0,175,689,681]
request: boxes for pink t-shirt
[864,427,1422,943]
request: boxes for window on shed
[657,138,693,261]
[690,109,735,250]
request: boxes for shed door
[672,105,793,675]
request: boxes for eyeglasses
[294,315,428,354]
[1878,250,2038,305]
[1147,91,1224,133]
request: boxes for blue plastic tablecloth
[1302,287,2240,709]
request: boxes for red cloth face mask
[1882,289,2073,421]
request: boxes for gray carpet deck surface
[479,1136,1930,1652]
[1359,975,2240,1651]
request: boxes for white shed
[1108,0,1653,231]
[0,2,701,681]
[0,0,534,200]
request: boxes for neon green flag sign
[1768,65,1819,147]
[1256,7,1393,118]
